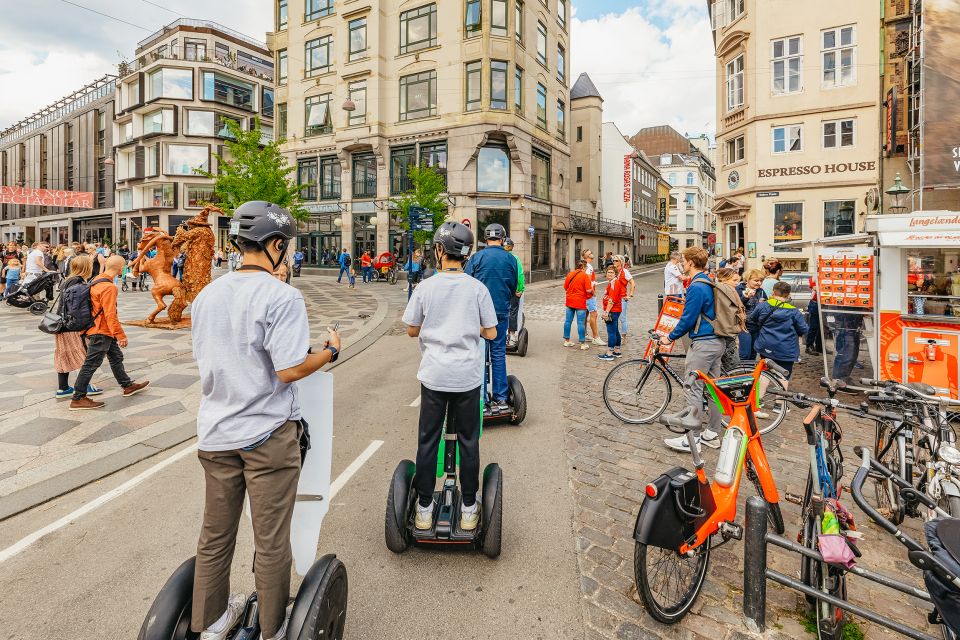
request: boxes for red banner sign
[0,186,94,208]
[623,155,632,203]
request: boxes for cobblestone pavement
[0,271,389,519]
[524,272,938,640]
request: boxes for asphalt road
[0,316,580,639]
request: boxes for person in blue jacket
[337,248,351,283]
[749,280,809,380]
[465,223,519,413]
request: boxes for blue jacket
[465,245,519,319]
[338,252,349,268]
[668,272,717,342]
[750,299,809,362]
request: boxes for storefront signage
[0,186,93,208]
[757,191,780,198]
[757,161,876,178]
[623,155,632,203]
[885,88,897,158]
[303,203,341,214]
[477,198,511,208]
[352,202,376,214]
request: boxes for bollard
[657,293,664,314]
[743,495,768,632]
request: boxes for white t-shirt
[664,261,684,295]
[402,272,498,393]
[585,262,597,289]
[191,271,311,451]
[26,249,45,275]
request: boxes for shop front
[297,209,343,268]
[351,202,378,259]
[73,215,113,245]
[38,220,70,246]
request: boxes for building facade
[113,19,275,250]
[272,0,571,279]
[630,150,664,261]
[0,75,117,244]
[709,0,881,272]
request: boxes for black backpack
[344,254,352,267]
[60,276,109,333]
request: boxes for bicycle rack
[742,496,940,640]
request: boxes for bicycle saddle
[907,382,937,396]
[659,407,702,431]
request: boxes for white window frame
[771,36,803,95]
[725,135,745,164]
[771,124,803,154]
[726,54,744,111]
[822,118,855,149]
[727,0,744,22]
[821,25,857,88]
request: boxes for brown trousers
[191,420,301,638]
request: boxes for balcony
[570,212,632,239]
[390,175,413,195]
[352,178,377,200]
[120,44,274,83]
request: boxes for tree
[195,118,307,220]
[389,165,449,245]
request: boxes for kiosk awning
[878,230,960,247]
[774,233,873,248]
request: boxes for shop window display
[907,249,960,318]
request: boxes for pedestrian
[750,280,808,384]
[562,260,592,349]
[805,275,823,356]
[581,248,604,345]
[1,241,23,297]
[598,264,626,361]
[405,249,424,286]
[337,249,351,283]
[715,268,744,370]
[612,255,635,343]
[172,251,186,280]
[53,255,104,399]
[1,258,21,296]
[215,248,224,269]
[656,247,723,453]
[87,243,105,279]
[736,268,768,360]
[24,241,57,301]
[603,251,614,269]
[360,250,373,283]
[348,262,357,289]
[761,260,783,297]
[663,251,684,296]
[59,247,75,278]
[831,312,864,385]
[69,255,150,410]
[503,238,525,345]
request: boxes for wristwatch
[325,345,339,362]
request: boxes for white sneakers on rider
[415,499,435,530]
[200,593,246,640]
[460,499,480,530]
[663,429,721,454]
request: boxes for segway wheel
[481,464,503,559]
[516,328,529,357]
[288,554,348,640]
[30,301,48,316]
[384,460,415,553]
[507,376,527,425]
[137,556,198,640]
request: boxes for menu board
[644,296,685,358]
[817,248,875,310]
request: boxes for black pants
[806,300,823,352]
[73,335,132,399]
[414,385,482,507]
[508,294,520,332]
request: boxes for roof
[571,73,603,101]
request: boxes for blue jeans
[619,299,629,336]
[832,328,861,380]
[362,266,373,282]
[564,307,587,342]
[338,265,348,282]
[606,311,622,350]
[488,316,510,402]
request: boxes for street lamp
[885,172,910,214]
[333,217,342,228]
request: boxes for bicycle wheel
[745,460,785,534]
[634,539,711,624]
[603,360,672,424]
[722,366,787,435]
[873,425,905,525]
[806,514,846,640]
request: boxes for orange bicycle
[632,358,788,623]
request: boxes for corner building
[709,0,880,272]
[273,0,572,280]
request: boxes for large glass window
[145,144,159,177]
[907,249,960,318]
[166,144,209,175]
[515,0,524,43]
[536,83,547,129]
[306,36,333,77]
[557,45,566,83]
[305,94,332,136]
[823,200,855,237]
[277,103,287,139]
[531,149,550,199]
[823,119,854,148]
[184,39,207,62]
[305,0,333,21]
[725,135,744,164]
[319,156,341,200]
[477,146,510,193]
[465,61,482,111]
[491,61,508,110]
[201,71,253,110]
[186,184,215,208]
[400,70,437,121]
[822,25,856,88]
[391,146,416,194]
[118,189,133,212]
[537,22,547,66]
[298,158,318,200]
[492,0,508,36]
[348,81,367,125]
[262,87,274,118]
[771,36,802,95]
[400,4,438,54]
[277,0,288,30]
[465,0,481,35]
[349,17,367,60]
[772,124,802,153]
[514,66,523,112]
[556,99,565,139]
[420,141,447,185]
[773,202,803,248]
[147,68,193,100]
[728,0,744,20]
[557,0,567,27]
[352,153,377,199]
[726,54,744,111]
[149,184,175,208]
[278,49,288,84]
[143,108,173,134]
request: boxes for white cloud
[570,5,716,141]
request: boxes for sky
[0,0,715,139]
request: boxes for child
[715,268,744,370]
[403,222,498,532]
[598,265,625,361]
[348,263,357,289]
[750,280,808,381]
[737,268,768,360]
[2,258,21,294]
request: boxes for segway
[505,296,529,357]
[139,373,348,640]
[484,344,526,426]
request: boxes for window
[772,124,802,153]
[184,39,207,62]
[686,214,695,229]
[305,0,333,21]
[118,189,133,212]
[143,108,173,134]
[186,110,215,136]
[823,119,854,148]
[771,36,802,94]
[576,126,582,142]
[262,87,274,118]
[515,0,524,43]
[400,70,438,121]
[558,0,566,27]
[277,50,287,84]
[352,153,377,198]
[147,68,193,100]
[531,149,550,199]
[536,83,547,129]
[685,193,695,207]
[725,135,744,163]
[349,18,367,60]
[557,45,566,83]
[465,0,481,34]
[277,103,287,139]
[491,60,508,110]
[514,67,523,112]
[537,22,547,66]
[348,81,367,125]
[400,4,438,54]
[145,144,159,177]
[531,212,550,269]
[306,36,333,77]
[420,141,447,185]
[298,158,318,200]
[215,43,230,61]
[305,94,332,136]
[278,0,288,30]
[686,172,694,186]
[823,200,855,237]
[202,71,254,110]
[728,0,744,21]
[465,61,482,111]
[725,55,744,111]
[477,146,510,193]
[576,166,582,182]
[390,146,416,194]
[822,26,856,87]
[556,99,565,139]
[166,144,209,175]
[773,202,803,246]
[214,114,243,139]
[907,249,960,318]
[668,172,677,185]
[186,185,215,208]
[319,156,341,199]
[150,184,175,208]
[492,0,508,36]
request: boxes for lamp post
[103,156,117,247]
[885,172,910,214]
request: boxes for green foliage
[195,118,307,221]
[389,164,449,244]
[801,611,864,640]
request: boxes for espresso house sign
[758,161,876,179]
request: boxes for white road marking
[330,440,383,498]
[409,395,421,407]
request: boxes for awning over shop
[878,230,960,247]
[774,233,873,248]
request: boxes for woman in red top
[599,265,626,361]
[360,251,373,283]
[563,260,592,349]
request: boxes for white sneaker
[460,499,480,531]
[592,337,605,346]
[580,343,590,350]
[754,411,770,419]
[415,499,435,530]
[563,340,575,347]
[700,429,721,449]
[664,434,702,454]
[200,593,246,640]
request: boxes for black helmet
[503,237,515,249]
[433,222,474,259]
[229,201,296,268]
[484,223,506,241]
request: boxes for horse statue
[172,204,218,303]
[130,228,187,325]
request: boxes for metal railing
[352,178,377,199]
[137,18,267,51]
[120,45,274,83]
[570,213,632,239]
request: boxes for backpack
[60,276,109,333]
[693,280,747,338]
[344,254,352,267]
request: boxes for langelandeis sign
[0,186,94,208]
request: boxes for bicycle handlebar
[861,378,960,407]
[763,359,789,378]
[768,389,864,415]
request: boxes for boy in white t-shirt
[581,248,603,345]
[403,222,498,532]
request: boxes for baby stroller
[5,272,60,315]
